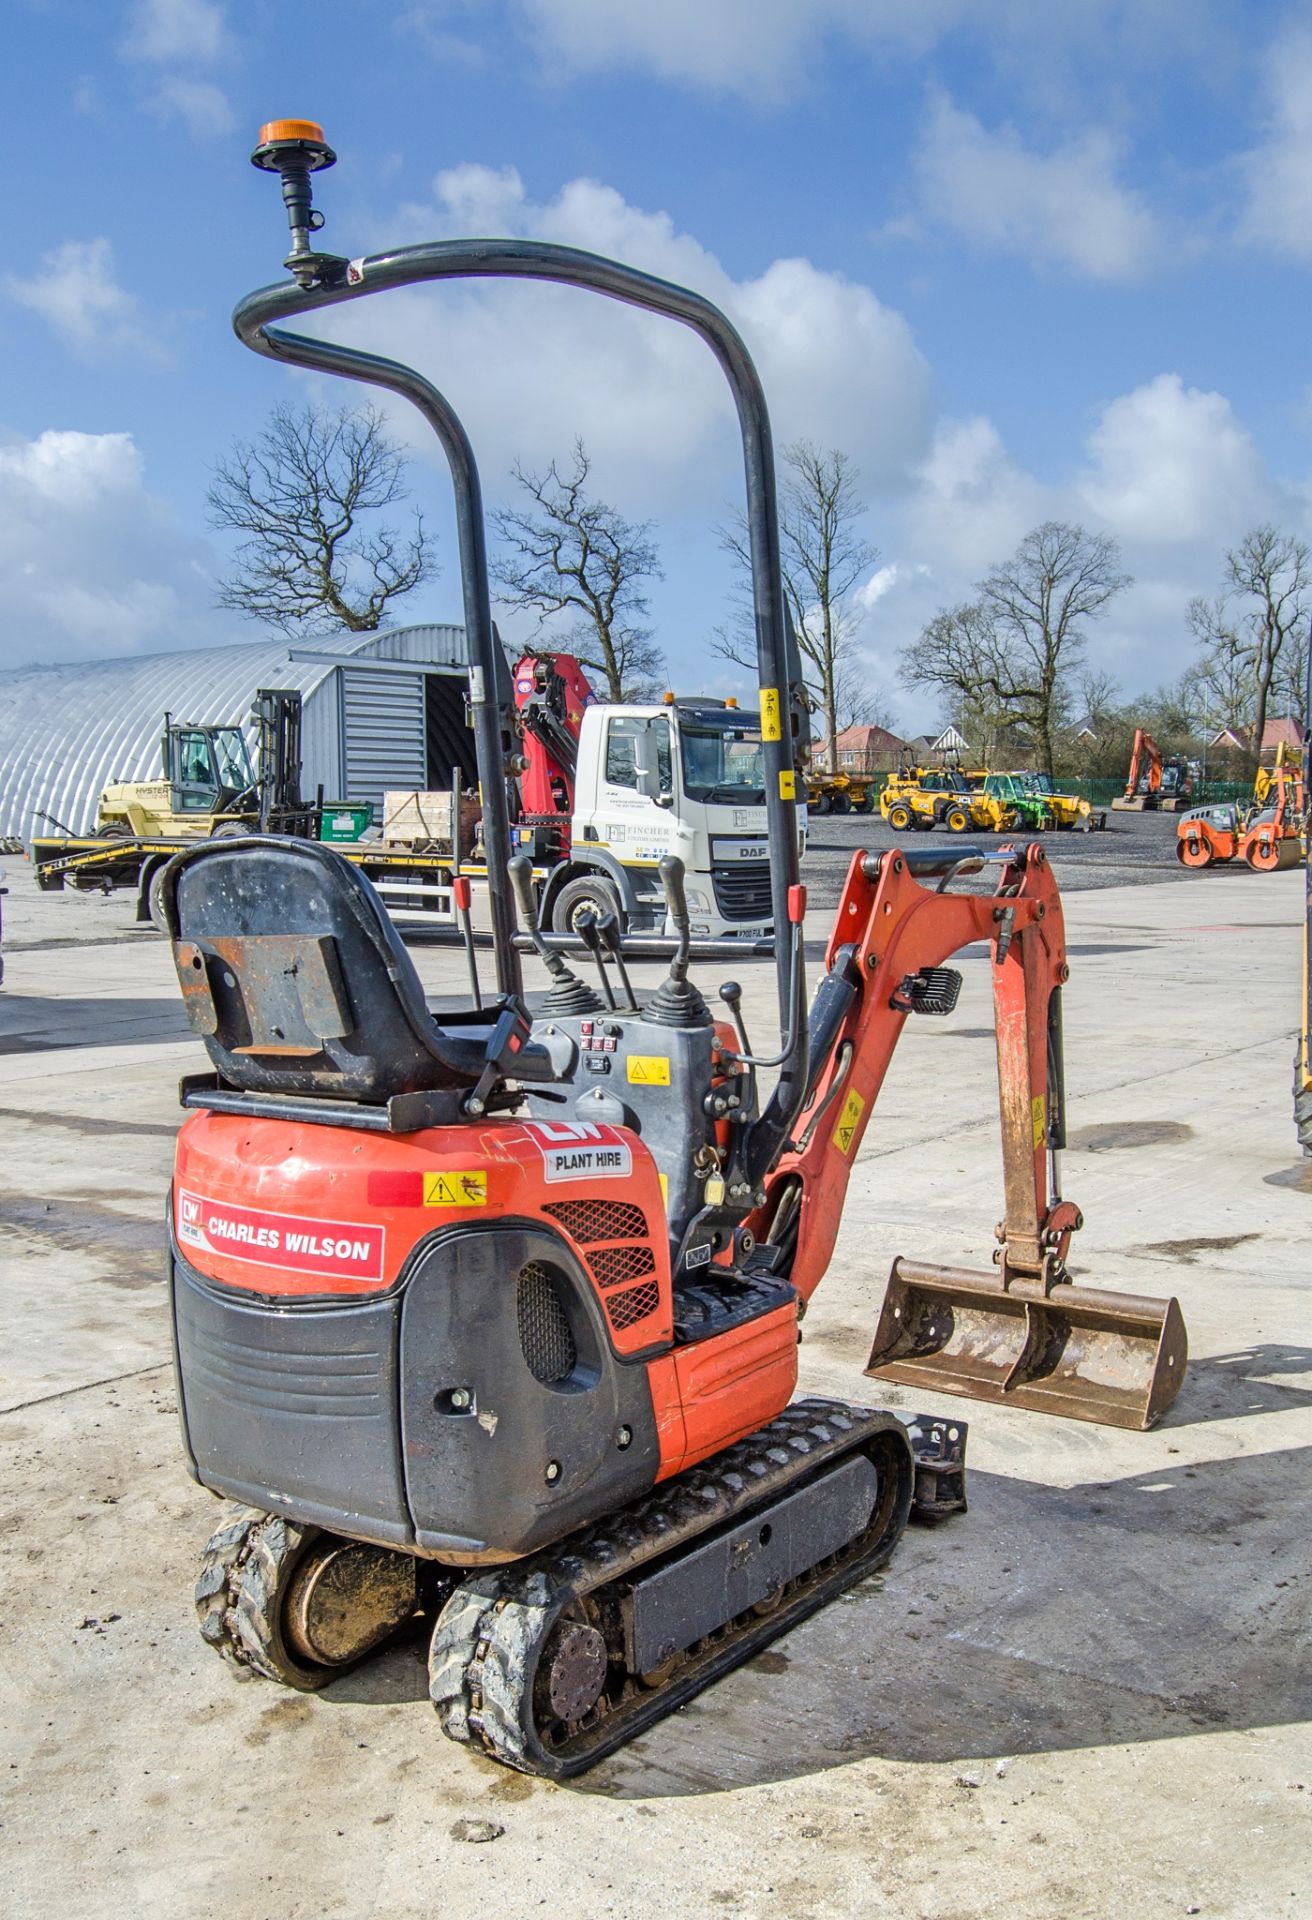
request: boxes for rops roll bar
[235,121,810,1139]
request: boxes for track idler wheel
[195,1507,419,1691]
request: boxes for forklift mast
[249,687,305,828]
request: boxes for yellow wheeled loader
[880,765,976,833]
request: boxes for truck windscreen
[680,725,767,804]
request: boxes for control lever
[718,979,751,1055]
[451,874,482,1011]
[659,853,692,982]
[718,979,756,1110]
[595,912,638,1011]
[575,911,617,1010]
[508,854,601,1015]
[643,855,709,1027]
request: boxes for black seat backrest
[160,836,492,1102]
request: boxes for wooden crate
[382,789,481,848]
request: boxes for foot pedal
[902,1411,967,1522]
[891,967,962,1016]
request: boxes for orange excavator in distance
[1112,728,1195,811]
[161,124,1188,1779]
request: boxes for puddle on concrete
[0,1106,179,1139]
[1067,1120,1195,1151]
[1145,1232,1260,1264]
[0,1191,162,1289]
[1064,944,1153,956]
[1265,1162,1312,1192]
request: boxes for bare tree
[1185,531,1311,764]
[1276,617,1310,729]
[207,402,433,635]
[490,440,663,701]
[901,522,1130,778]
[1183,594,1253,742]
[1226,527,1310,757]
[906,605,1013,765]
[714,440,877,770]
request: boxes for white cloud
[490,1,1225,107]
[1238,30,1312,261]
[147,76,235,135]
[903,415,1047,574]
[324,166,933,512]
[1079,373,1269,545]
[510,0,953,99]
[4,239,161,361]
[121,0,229,65]
[863,366,1310,714]
[119,0,234,136]
[0,430,226,667]
[912,90,1160,280]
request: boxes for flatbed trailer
[30,833,484,932]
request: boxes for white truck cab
[550,698,805,938]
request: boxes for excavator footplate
[430,1397,954,1777]
[866,1258,1187,1431]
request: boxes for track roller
[429,1399,920,1778]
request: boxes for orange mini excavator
[163,126,1186,1777]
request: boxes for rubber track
[194,1507,331,1691]
[429,1397,912,1777]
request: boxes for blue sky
[4,0,1312,730]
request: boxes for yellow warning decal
[760,687,782,741]
[832,1088,866,1157]
[779,770,796,800]
[658,1172,669,1205]
[1031,1094,1047,1149]
[627,1055,671,1086]
[423,1170,487,1207]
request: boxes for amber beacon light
[250,119,338,286]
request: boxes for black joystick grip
[507,854,602,1015]
[659,854,690,931]
[508,854,539,933]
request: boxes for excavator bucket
[866,1258,1187,1431]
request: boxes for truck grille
[712,863,773,922]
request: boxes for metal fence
[1057,776,1253,807]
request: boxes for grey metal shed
[0,623,483,841]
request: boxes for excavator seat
[159,836,502,1106]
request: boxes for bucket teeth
[866,1257,1187,1431]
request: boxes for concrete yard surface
[1,858,1309,1920]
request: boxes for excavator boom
[749,841,1185,1429]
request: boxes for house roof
[1209,717,1307,752]
[813,724,907,754]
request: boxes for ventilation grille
[605,1281,661,1332]
[543,1200,649,1244]
[516,1263,577,1384]
[587,1244,656,1290]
